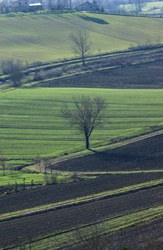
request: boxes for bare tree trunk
[82,54,86,66]
[85,135,90,149]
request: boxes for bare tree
[69,31,92,66]
[1,59,24,87]
[62,96,106,150]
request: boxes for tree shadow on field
[89,149,144,163]
[79,15,109,25]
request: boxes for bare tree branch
[62,96,107,149]
[69,31,92,66]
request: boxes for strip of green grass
[11,205,163,250]
[1,178,162,223]
[1,88,163,168]
[73,170,163,176]
[0,170,72,187]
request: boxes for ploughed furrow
[1,172,163,214]
[0,186,162,248]
[69,217,163,250]
[53,133,163,172]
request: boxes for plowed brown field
[42,61,163,89]
[1,133,163,249]
[53,133,163,172]
[0,186,162,248]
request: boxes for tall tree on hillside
[69,31,92,66]
[61,96,107,149]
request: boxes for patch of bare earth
[52,133,163,172]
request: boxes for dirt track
[53,133,163,172]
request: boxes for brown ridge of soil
[0,186,162,248]
[52,133,163,172]
[40,61,163,89]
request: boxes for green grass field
[0,170,45,186]
[0,88,163,168]
[0,12,163,62]
[0,170,72,186]
[121,1,163,14]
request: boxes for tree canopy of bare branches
[62,96,106,149]
[69,31,92,66]
[1,59,24,87]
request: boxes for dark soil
[0,172,163,214]
[0,186,162,248]
[1,134,163,249]
[53,133,163,172]
[41,60,163,89]
[68,217,163,250]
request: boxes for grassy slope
[122,1,163,14]
[0,88,163,167]
[0,13,163,62]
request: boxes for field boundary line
[0,179,163,223]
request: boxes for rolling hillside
[0,12,163,62]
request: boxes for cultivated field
[43,60,163,89]
[0,88,163,169]
[53,133,163,172]
[0,13,163,62]
[0,132,163,249]
[0,11,163,250]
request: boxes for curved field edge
[8,205,163,250]
[1,179,162,223]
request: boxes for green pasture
[0,170,45,186]
[0,12,163,62]
[0,88,163,168]
[0,170,72,186]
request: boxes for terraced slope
[0,133,163,249]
